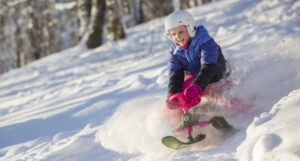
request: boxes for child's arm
[193,40,226,90]
[168,46,185,94]
[193,63,218,90]
[168,69,184,94]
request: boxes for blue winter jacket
[168,25,220,76]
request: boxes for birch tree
[106,0,126,41]
[86,0,106,48]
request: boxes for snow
[237,90,300,161]
[55,2,76,11]
[0,0,300,160]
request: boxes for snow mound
[237,89,300,161]
[95,95,174,160]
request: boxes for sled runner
[162,93,231,150]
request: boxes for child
[165,10,228,109]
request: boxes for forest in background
[0,0,216,74]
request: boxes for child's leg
[203,78,256,113]
[202,78,233,99]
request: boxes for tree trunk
[27,0,43,60]
[180,0,190,9]
[0,3,6,74]
[86,0,106,49]
[135,0,144,24]
[140,0,173,22]
[194,0,202,6]
[12,4,21,67]
[45,0,56,54]
[15,21,22,67]
[77,0,92,39]
[202,0,215,4]
[106,0,126,41]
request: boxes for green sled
[162,134,206,150]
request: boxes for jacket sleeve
[168,46,185,94]
[193,64,217,90]
[168,69,184,94]
[193,39,226,90]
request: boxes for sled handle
[169,93,192,113]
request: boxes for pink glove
[184,83,202,105]
[166,93,179,110]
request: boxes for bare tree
[106,0,126,41]
[119,0,144,27]
[0,3,5,49]
[202,0,216,5]
[0,0,80,74]
[27,0,43,60]
[13,4,22,67]
[86,0,106,49]
[135,0,144,24]
[194,0,202,6]
[142,0,174,22]
[180,0,190,9]
[45,0,56,54]
[77,0,92,39]
[0,58,3,74]
[0,2,7,72]
[1,0,217,75]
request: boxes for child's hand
[184,83,202,105]
[166,93,179,109]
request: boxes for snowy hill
[1,0,300,160]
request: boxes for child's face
[169,25,191,46]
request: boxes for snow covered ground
[0,0,300,160]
